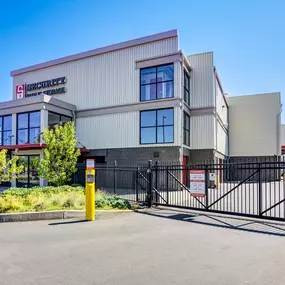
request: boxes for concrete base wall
[189,149,215,163]
[105,146,181,166]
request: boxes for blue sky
[1,0,284,120]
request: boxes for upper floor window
[48,112,72,128]
[140,108,174,144]
[0,115,12,145]
[17,111,40,144]
[184,70,190,105]
[183,112,190,146]
[140,64,174,101]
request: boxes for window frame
[17,111,41,145]
[183,112,190,146]
[140,63,174,102]
[184,70,190,106]
[140,108,174,145]
[48,111,72,128]
[0,115,12,146]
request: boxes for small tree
[0,149,24,182]
[38,122,80,186]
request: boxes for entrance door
[17,155,40,188]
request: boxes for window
[140,108,174,144]
[17,111,40,144]
[183,112,190,146]
[140,64,174,101]
[184,70,190,105]
[0,115,12,146]
[48,112,72,128]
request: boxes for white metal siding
[217,122,228,155]
[215,77,228,156]
[76,107,181,149]
[13,38,178,109]
[187,52,215,108]
[228,93,281,156]
[190,115,215,149]
[281,125,285,146]
[216,78,228,126]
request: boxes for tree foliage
[38,122,80,186]
[0,149,24,182]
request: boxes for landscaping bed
[0,186,131,213]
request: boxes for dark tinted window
[140,64,174,101]
[140,108,174,144]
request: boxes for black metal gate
[77,159,285,221]
[152,160,285,222]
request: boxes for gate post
[205,165,209,209]
[113,160,117,194]
[166,166,169,204]
[155,161,159,204]
[135,167,139,202]
[147,160,153,208]
[258,163,262,216]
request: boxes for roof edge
[11,29,178,77]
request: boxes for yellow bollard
[86,169,95,221]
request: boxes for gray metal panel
[187,52,215,108]
[13,38,178,108]
[76,98,180,118]
[76,107,181,149]
[190,115,215,149]
[136,52,181,69]
[44,104,74,117]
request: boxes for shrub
[2,185,85,198]
[0,187,130,213]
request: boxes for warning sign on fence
[189,170,206,197]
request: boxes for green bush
[2,185,85,198]
[0,187,130,213]
[95,190,131,210]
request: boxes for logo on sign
[16,84,25,99]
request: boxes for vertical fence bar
[135,167,139,202]
[259,163,262,216]
[205,165,209,209]
[166,166,169,204]
[113,160,117,194]
[155,161,159,204]
[147,160,153,208]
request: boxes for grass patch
[0,187,131,213]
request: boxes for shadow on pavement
[136,208,285,237]
[49,220,88,226]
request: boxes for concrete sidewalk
[0,208,285,285]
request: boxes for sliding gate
[153,161,285,221]
[92,160,285,221]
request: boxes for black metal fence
[73,158,285,221]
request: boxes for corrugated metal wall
[215,77,228,156]
[217,122,228,155]
[190,115,215,149]
[187,52,215,108]
[76,107,181,149]
[13,38,178,109]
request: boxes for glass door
[17,155,40,188]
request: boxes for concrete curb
[0,210,133,223]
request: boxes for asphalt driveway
[1,208,285,285]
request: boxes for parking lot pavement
[1,208,285,285]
